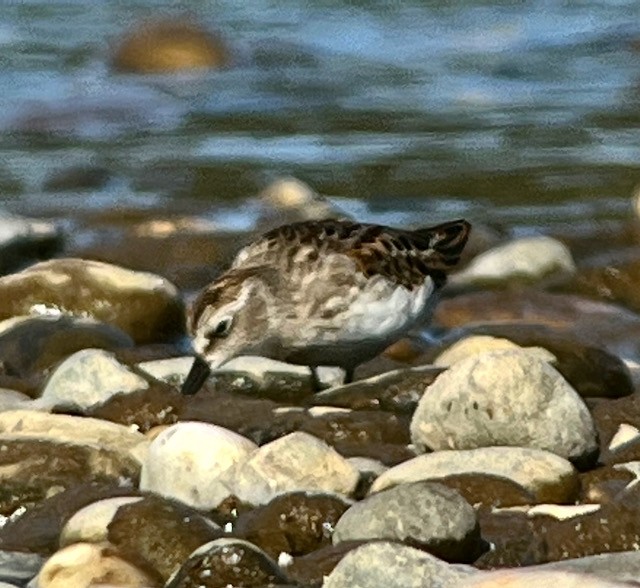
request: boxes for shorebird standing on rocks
[182,218,471,394]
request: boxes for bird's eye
[207,317,232,339]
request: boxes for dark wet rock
[370,447,579,504]
[527,488,640,562]
[86,380,184,432]
[475,510,548,569]
[591,395,640,463]
[579,467,635,504]
[42,165,111,192]
[234,492,350,558]
[433,289,640,363]
[179,386,309,445]
[0,481,141,554]
[567,259,640,316]
[323,541,476,588]
[333,482,483,563]
[75,226,245,293]
[0,258,185,344]
[300,410,410,449]
[331,441,416,467]
[219,432,359,506]
[107,495,223,584]
[0,315,133,379]
[166,538,289,588]
[39,348,150,413]
[310,366,445,414]
[287,541,367,588]
[410,350,599,468]
[0,212,62,276]
[437,474,535,509]
[139,422,257,510]
[207,357,318,403]
[431,333,633,400]
[111,18,229,73]
[0,438,140,519]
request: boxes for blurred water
[1,0,640,231]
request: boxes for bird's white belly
[339,276,435,342]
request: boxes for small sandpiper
[182,218,471,394]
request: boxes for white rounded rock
[39,348,148,412]
[220,431,359,505]
[60,497,143,547]
[323,541,476,588]
[460,570,633,588]
[410,350,599,464]
[451,235,575,285]
[434,336,555,367]
[36,542,154,588]
[139,421,257,509]
[370,446,577,503]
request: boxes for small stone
[371,446,578,504]
[451,235,576,287]
[166,538,289,588]
[332,481,482,563]
[410,350,599,467]
[139,421,257,510]
[323,541,476,588]
[609,424,640,452]
[111,18,229,73]
[136,356,194,387]
[39,348,149,412]
[220,432,359,505]
[36,542,155,588]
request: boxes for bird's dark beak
[181,355,211,395]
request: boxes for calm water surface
[1,0,640,236]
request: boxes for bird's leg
[309,366,321,392]
[344,366,355,385]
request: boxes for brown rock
[0,258,185,344]
[111,19,229,74]
[167,538,289,588]
[475,510,548,569]
[579,467,635,504]
[310,366,444,414]
[42,165,111,192]
[0,481,141,554]
[0,315,133,378]
[591,395,640,463]
[300,411,410,448]
[433,289,640,362]
[234,492,350,558]
[86,381,185,433]
[0,438,140,519]
[107,495,223,583]
[438,473,535,509]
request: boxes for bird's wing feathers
[234,218,471,289]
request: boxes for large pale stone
[139,421,257,509]
[39,348,149,412]
[410,350,599,465]
[333,481,481,563]
[370,446,578,504]
[323,541,476,588]
[220,431,359,505]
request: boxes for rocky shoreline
[1,186,640,587]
